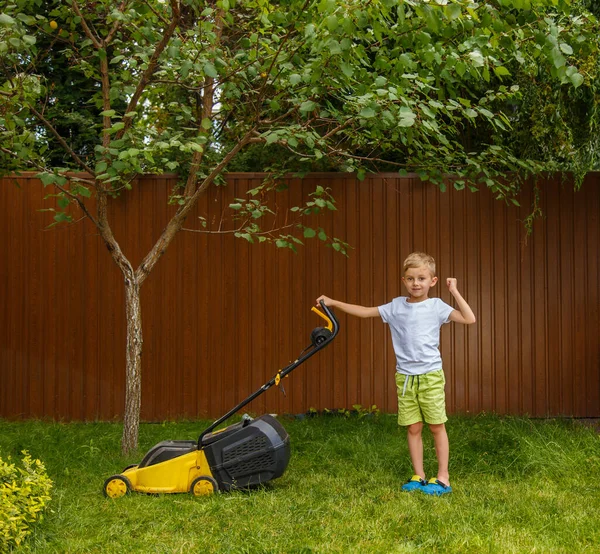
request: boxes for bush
[0,451,53,551]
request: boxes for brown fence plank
[1,172,599,421]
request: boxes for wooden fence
[1,172,598,421]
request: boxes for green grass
[1,414,599,553]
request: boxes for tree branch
[71,1,102,48]
[117,0,181,138]
[142,0,171,26]
[182,219,300,236]
[105,1,131,45]
[95,188,135,279]
[183,8,225,198]
[135,129,256,285]
[1,147,100,226]
[50,181,100,228]
[28,105,95,174]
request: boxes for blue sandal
[421,478,452,495]
[401,475,427,492]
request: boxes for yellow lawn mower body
[103,303,338,498]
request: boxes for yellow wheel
[103,475,131,498]
[190,476,218,497]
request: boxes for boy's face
[402,265,437,302]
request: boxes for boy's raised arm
[446,278,476,325]
[316,295,380,319]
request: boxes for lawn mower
[103,301,339,498]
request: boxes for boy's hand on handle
[316,295,333,307]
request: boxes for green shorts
[395,369,448,426]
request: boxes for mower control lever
[197,301,339,447]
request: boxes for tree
[1,0,598,453]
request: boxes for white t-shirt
[378,297,454,376]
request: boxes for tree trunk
[121,276,143,455]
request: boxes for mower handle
[198,301,339,447]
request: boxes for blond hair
[403,252,436,276]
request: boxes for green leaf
[326,15,338,31]
[446,4,462,20]
[303,227,316,238]
[265,132,279,145]
[559,43,573,55]
[569,72,584,88]
[398,107,416,127]
[204,63,218,78]
[0,14,16,25]
[76,185,92,198]
[551,48,566,69]
[17,13,36,25]
[37,173,57,186]
[468,50,485,68]
[299,101,317,113]
[360,107,376,118]
[236,232,254,243]
[340,63,354,77]
[201,118,212,130]
[54,212,72,223]
[494,66,511,77]
[100,110,116,117]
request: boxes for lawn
[1,413,599,553]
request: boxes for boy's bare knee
[407,422,423,435]
[428,422,446,434]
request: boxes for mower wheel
[190,476,218,497]
[103,474,132,499]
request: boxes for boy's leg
[395,373,426,488]
[417,369,451,490]
[406,421,425,479]
[429,423,449,485]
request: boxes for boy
[317,252,475,495]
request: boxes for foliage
[1,1,599,216]
[0,451,53,552]
[0,416,598,552]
